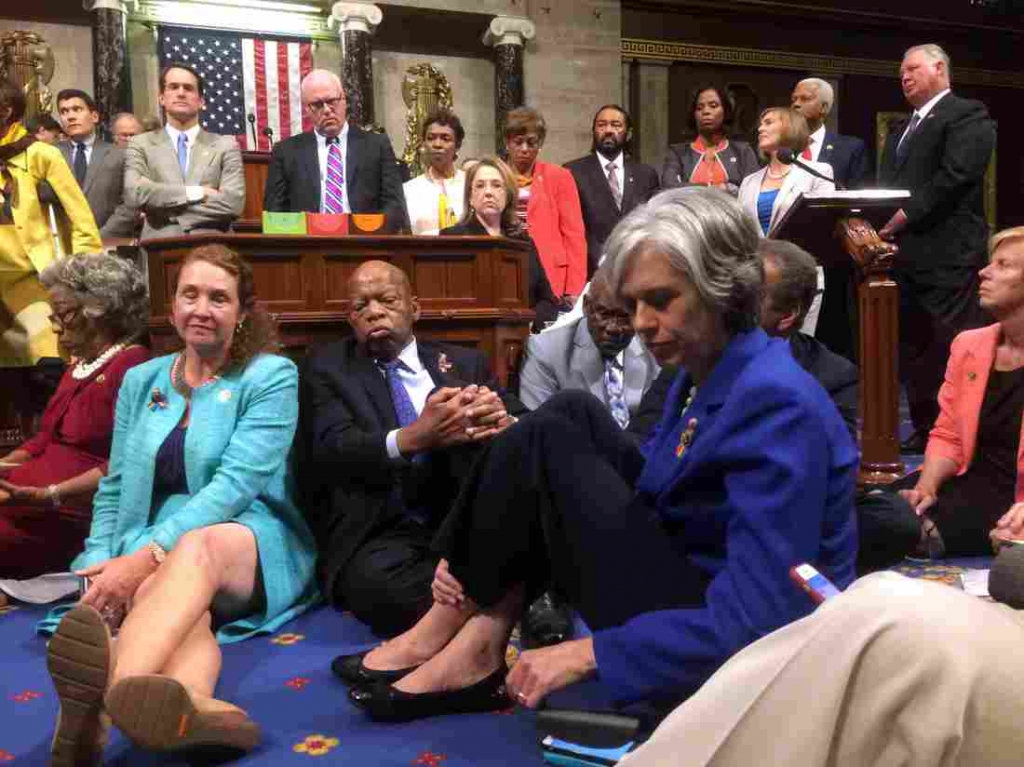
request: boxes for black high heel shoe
[350,667,510,722]
[331,650,421,687]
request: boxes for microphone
[262,126,275,148]
[247,113,258,149]
[777,147,844,190]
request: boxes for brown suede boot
[47,604,114,766]
[105,675,261,757]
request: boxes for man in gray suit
[125,63,244,239]
[519,269,660,427]
[56,89,137,238]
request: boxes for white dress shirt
[382,337,436,458]
[807,124,826,162]
[404,169,466,235]
[315,123,350,213]
[164,123,203,201]
[70,132,96,167]
[601,151,625,199]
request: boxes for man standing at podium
[263,69,407,231]
[124,63,245,240]
[878,44,995,451]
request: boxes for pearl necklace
[72,342,126,380]
[765,165,791,180]
[170,353,222,400]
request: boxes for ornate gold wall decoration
[621,39,1024,90]
[401,64,453,179]
[0,31,56,121]
[876,111,997,230]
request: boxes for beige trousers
[623,572,1024,767]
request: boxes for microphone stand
[776,148,845,190]
[262,126,275,149]
[247,113,258,149]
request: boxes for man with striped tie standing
[263,69,407,231]
[124,63,245,240]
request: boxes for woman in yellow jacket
[0,81,101,368]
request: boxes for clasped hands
[397,384,514,454]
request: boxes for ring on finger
[516,692,528,704]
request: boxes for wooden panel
[249,256,307,312]
[239,152,271,232]
[497,253,525,305]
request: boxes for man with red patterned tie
[263,69,407,231]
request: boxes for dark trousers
[855,488,919,573]
[436,391,708,632]
[898,270,988,435]
[817,264,857,363]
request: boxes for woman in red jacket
[503,107,587,301]
[899,226,1024,556]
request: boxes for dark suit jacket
[818,131,868,190]
[299,337,525,603]
[564,153,659,276]
[58,138,137,237]
[788,331,858,441]
[879,93,995,283]
[441,217,559,329]
[263,125,407,231]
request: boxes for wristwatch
[147,541,167,565]
[46,484,61,510]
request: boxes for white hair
[300,69,344,98]
[797,78,834,115]
[904,44,952,80]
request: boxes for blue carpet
[0,604,559,766]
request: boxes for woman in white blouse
[403,110,466,236]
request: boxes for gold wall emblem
[0,31,56,121]
[401,63,453,179]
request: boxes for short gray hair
[905,44,952,80]
[759,239,819,328]
[39,253,149,341]
[797,78,834,115]
[604,187,763,335]
[109,111,142,132]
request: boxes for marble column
[330,2,382,128]
[635,60,671,169]
[483,16,535,154]
[86,0,132,139]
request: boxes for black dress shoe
[353,667,510,722]
[900,430,928,454]
[331,650,420,687]
[521,592,574,649]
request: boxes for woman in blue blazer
[339,187,859,722]
[43,244,318,763]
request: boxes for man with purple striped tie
[264,70,407,231]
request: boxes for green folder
[262,211,307,234]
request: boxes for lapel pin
[95,373,106,384]
[826,144,834,151]
[675,417,699,459]
[967,371,977,381]
[437,353,453,373]
[148,387,167,410]
[730,156,736,162]
[218,389,233,403]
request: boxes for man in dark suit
[564,105,659,277]
[878,44,995,450]
[790,77,869,362]
[263,69,407,231]
[300,260,524,645]
[55,89,137,238]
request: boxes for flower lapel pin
[148,387,168,410]
[967,371,977,382]
[437,353,453,373]
[675,418,699,459]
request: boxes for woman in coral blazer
[899,226,1024,557]
[503,107,587,300]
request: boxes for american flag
[157,26,313,151]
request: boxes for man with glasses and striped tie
[124,63,245,241]
[263,69,407,231]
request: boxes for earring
[236,318,245,333]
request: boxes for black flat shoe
[356,667,510,722]
[331,650,420,687]
[521,591,574,649]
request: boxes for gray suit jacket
[58,137,137,238]
[520,316,660,416]
[124,128,245,239]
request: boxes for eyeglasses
[307,96,345,114]
[48,306,80,329]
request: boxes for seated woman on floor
[0,252,149,578]
[338,186,859,721]
[899,226,1024,557]
[42,244,318,765]
[442,155,560,329]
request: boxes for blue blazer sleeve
[149,356,299,551]
[593,377,856,704]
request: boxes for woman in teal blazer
[43,244,317,764]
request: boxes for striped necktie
[324,136,346,213]
[604,358,629,429]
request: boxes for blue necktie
[73,142,88,186]
[177,133,189,178]
[380,359,419,427]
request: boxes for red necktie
[801,138,813,161]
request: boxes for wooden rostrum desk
[141,233,535,388]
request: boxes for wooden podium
[774,190,911,485]
[140,233,536,388]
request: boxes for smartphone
[541,735,635,767]
[790,563,841,605]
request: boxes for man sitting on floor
[299,260,525,649]
[519,268,660,433]
[758,239,919,571]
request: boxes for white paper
[958,569,990,598]
[0,572,80,604]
